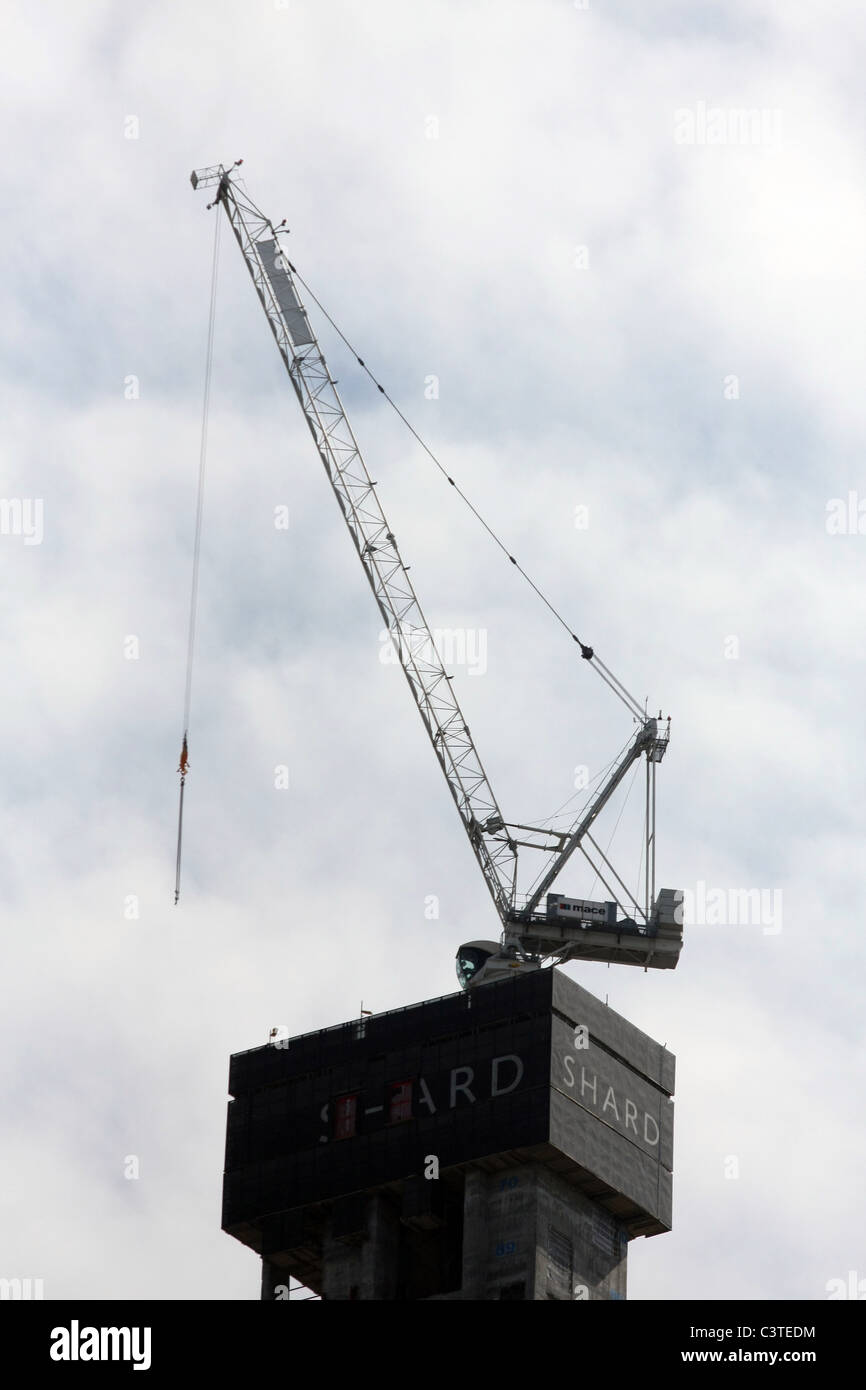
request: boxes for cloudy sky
[1,0,864,1301]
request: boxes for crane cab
[456,941,540,992]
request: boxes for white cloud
[1,0,863,1302]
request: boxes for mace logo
[49,1321,152,1372]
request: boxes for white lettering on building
[560,1057,660,1147]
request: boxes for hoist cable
[521,730,635,902]
[586,757,641,901]
[286,258,646,723]
[175,209,221,904]
[520,736,629,832]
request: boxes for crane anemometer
[178,163,684,984]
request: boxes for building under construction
[222,969,674,1300]
[183,165,683,1300]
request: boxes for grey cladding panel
[550,1090,672,1230]
[257,239,315,346]
[551,970,675,1095]
[550,1017,674,1169]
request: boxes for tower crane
[188,163,683,989]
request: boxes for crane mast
[190,164,683,977]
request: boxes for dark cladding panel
[227,970,554,1095]
[222,970,676,1247]
[223,978,554,1234]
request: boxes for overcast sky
[1,0,864,1301]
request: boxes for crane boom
[189,163,683,978]
[192,165,518,922]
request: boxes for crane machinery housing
[188,162,684,989]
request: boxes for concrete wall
[459,1162,628,1301]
